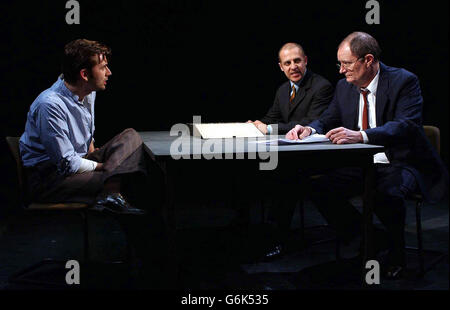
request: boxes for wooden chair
[297,125,447,268]
[406,126,447,277]
[5,136,129,287]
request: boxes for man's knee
[118,128,143,148]
[121,128,140,140]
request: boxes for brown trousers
[26,128,149,205]
[25,128,169,286]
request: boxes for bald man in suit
[248,42,333,135]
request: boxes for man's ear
[79,68,89,82]
[365,54,374,67]
[278,62,284,72]
[304,55,308,66]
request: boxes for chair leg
[82,210,89,262]
[415,200,425,276]
[299,200,305,244]
[260,199,266,224]
[335,239,341,261]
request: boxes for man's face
[337,43,367,87]
[87,54,112,91]
[278,47,308,83]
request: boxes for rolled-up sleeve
[38,101,82,175]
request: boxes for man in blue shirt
[20,39,146,212]
[19,39,168,288]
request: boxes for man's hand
[247,120,268,134]
[95,163,104,171]
[285,125,312,140]
[88,140,99,154]
[255,122,268,134]
[247,120,264,126]
[326,127,363,144]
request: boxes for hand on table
[247,120,268,134]
[326,127,363,144]
[285,125,312,140]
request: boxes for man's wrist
[306,126,316,135]
[77,158,98,173]
[360,131,369,143]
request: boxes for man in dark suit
[245,43,333,259]
[248,42,333,135]
[286,32,448,278]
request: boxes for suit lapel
[280,82,291,120]
[289,71,311,116]
[348,84,360,129]
[375,63,389,126]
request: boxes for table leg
[362,158,376,285]
[158,160,178,288]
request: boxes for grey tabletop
[139,131,384,158]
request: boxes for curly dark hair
[62,39,111,84]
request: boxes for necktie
[290,85,296,103]
[360,89,370,130]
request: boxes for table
[139,130,385,286]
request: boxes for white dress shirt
[267,70,306,135]
[77,158,98,173]
[358,69,389,164]
[308,69,389,164]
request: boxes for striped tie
[290,85,296,103]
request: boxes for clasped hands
[286,125,363,144]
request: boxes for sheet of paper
[193,123,264,138]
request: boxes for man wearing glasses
[286,32,448,279]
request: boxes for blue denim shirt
[19,76,96,176]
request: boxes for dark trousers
[308,165,417,265]
[268,162,417,265]
[26,128,168,287]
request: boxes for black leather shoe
[261,244,284,262]
[92,193,146,215]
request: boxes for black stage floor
[0,198,448,291]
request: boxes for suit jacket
[261,70,333,134]
[309,62,448,203]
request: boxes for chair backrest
[423,125,440,155]
[5,137,26,194]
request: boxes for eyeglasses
[336,57,365,70]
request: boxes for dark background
[0,0,448,216]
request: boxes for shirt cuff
[360,131,369,144]
[77,158,98,173]
[267,125,273,135]
[307,127,316,135]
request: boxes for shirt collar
[290,68,307,90]
[56,75,84,105]
[362,68,380,95]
